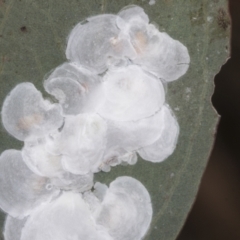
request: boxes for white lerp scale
[0,4,189,240]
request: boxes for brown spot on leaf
[217,8,230,30]
[2,56,10,62]
[20,26,27,33]
[0,0,5,7]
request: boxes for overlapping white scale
[55,114,107,174]
[138,104,179,162]
[118,151,138,165]
[50,171,94,192]
[101,147,126,168]
[21,192,113,240]
[94,176,152,240]
[116,4,190,82]
[124,21,152,57]
[0,150,60,218]
[82,182,108,216]
[117,5,149,25]
[66,14,136,74]
[106,108,168,153]
[44,62,105,115]
[83,191,102,214]
[93,182,108,201]
[4,215,27,240]
[100,147,137,172]
[117,7,155,57]
[130,23,190,81]
[97,65,165,122]
[22,136,94,191]
[1,83,63,141]
[22,137,63,178]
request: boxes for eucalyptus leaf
[0,0,229,239]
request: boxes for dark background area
[177,1,240,239]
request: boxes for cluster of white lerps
[0,5,189,240]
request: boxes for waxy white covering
[54,113,108,174]
[20,192,113,240]
[0,4,190,240]
[22,137,63,178]
[4,216,26,240]
[138,105,179,162]
[66,5,189,81]
[0,150,59,218]
[66,14,136,74]
[50,171,94,192]
[97,65,165,121]
[93,177,152,240]
[1,83,63,141]
[3,177,152,240]
[116,5,190,81]
[44,62,104,116]
[106,107,169,152]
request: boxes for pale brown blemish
[80,82,89,93]
[109,36,118,46]
[18,114,43,130]
[109,36,124,53]
[133,31,148,54]
[30,176,48,193]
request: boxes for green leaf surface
[0,0,229,239]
